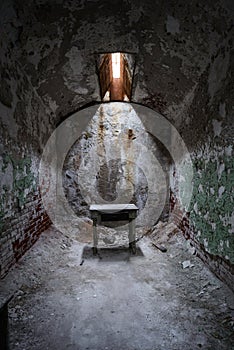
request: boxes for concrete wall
[170,34,234,289]
[0,0,233,287]
[0,4,54,276]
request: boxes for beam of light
[112,52,121,78]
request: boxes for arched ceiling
[1,0,234,140]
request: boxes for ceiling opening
[112,52,121,78]
[98,52,135,102]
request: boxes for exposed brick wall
[0,23,54,278]
[190,239,234,293]
[0,191,51,278]
[170,191,234,292]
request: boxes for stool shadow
[81,245,144,262]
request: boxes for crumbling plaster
[0,0,233,275]
[63,103,171,226]
[1,0,233,123]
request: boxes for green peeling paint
[190,154,234,262]
[0,154,37,231]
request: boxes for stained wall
[0,0,233,287]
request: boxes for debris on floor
[150,220,178,244]
[148,220,178,254]
[151,242,167,253]
[182,260,195,269]
[0,224,233,350]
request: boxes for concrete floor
[1,225,234,350]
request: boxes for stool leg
[93,218,98,255]
[129,218,136,254]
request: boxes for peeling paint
[219,102,226,118]
[0,0,233,282]
[166,15,180,35]
[217,162,225,180]
[190,153,234,262]
[212,119,222,137]
[63,103,171,225]
[225,145,232,157]
[218,186,225,197]
[208,50,230,101]
[198,184,203,193]
[0,155,37,210]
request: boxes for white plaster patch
[217,162,225,180]
[211,222,216,230]
[212,119,222,137]
[166,15,180,35]
[219,102,226,118]
[74,87,89,95]
[193,142,232,170]
[218,186,225,198]
[204,238,208,248]
[210,187,215,195]
[198,184,203,193]
[133,82,149,100]
[65,46,83,71]
[24,188,30,197]
[63,47,85,91]
[44,95,59,113]
[86,74,100,100]
[179,174,185,182]
[220,213,234,233]
[197,169,202,178]
[225,145,232,157]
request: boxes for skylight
[111,53,121,78]
[98,52,134,101]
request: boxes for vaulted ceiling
[1,0,234,145]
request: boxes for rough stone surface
[63,103,171,226]
[0,0,233,286]
[0,0,54,277]
[175,26,234,268]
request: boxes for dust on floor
[1,223,234,350]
